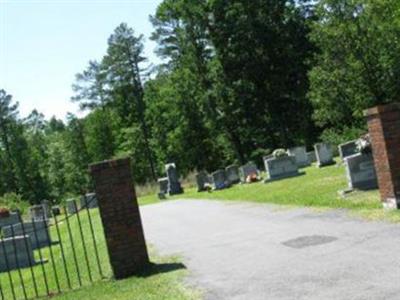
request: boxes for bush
[320,127,366,146]
[0,193,29,214]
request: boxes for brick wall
[90,158,149,279]
[365,103,400,209]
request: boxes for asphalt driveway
[141,200,400,300]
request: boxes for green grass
[0,208,198,300]
[153,159,400,222]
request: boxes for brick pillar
[365,103,400,209]
[89,158,149,279]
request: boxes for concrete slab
[141,200,400,300]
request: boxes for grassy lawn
[141,159,400,223]
[0,207,199,300]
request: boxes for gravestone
[0,212,20,229]
[264,155,302,182]
[314,143,335,167]
[307,151,316,163]
[157,177,169,194]
[66,199,78,215]
[225,165,240,184]
[212,170,230,190]
[238,162,259,183]
[344,153,378,190]
[4,220,51,249]
[165,163,183,195]
[287,146,310,168]
[196,171,211,192]
[0,236,36,272]
[52,206,61,216]
[80,193,98,209]
[41,200,52,218]
[29,205,48,221]
[339,140,358,160]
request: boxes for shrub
[0,193,28,214]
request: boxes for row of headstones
[28,193,98,221]
[156,142,377,195]
[196,163,261,192]
[0,212,50,272]
[195,143,337,191]
[0,193,98,272]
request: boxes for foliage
[2,0,400,202]
[0,192,28,214]
[309,0,400,136]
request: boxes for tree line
[1,0,399,204]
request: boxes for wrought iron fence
[0,196,109,300]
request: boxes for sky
[0,0,163,120]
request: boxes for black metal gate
[0,197,109,299]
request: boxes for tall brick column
[365,103,400,209]
[90,158,149,279]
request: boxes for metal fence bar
[19,219,39,298]
[0,236,16,300]
[53,214,71,290]
[31,218,50,296]
[73,201,93,282]
[64,205,82,287]
[85,204,103,278]
[9,225,28,300]
[42,217,61,294]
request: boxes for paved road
[141,200,400,300]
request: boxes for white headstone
[264,156,300,181]
[4,220,51,249]
[0,236,36,271]
[238,162,259,183]
[314,143,334,167]
[287,146,310,168]
[338,140,358,160]
[344,153,378,190]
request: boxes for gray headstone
[4,220,51,249]
[41,200,52,218]
[344,153,378,190]
[165,163,183,195]
[29,205,48,221]
[238,162,259,183]
[0,236,36,272]
[66,199,78,215]
[287,146,310,168]
[225,165,240,184]
[196,171,211,192]
[307,151,316,163]
[314,143,335,167]
[0,212,20,229]
[157,177,169,194]
[80,193,98,209]
[211,170,229,190]
[264,155,300,182]
[52,206,61,216]
[339,140,359,160]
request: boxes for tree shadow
[138,261,186,278]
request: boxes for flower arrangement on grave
[272,148,288,158]
[0,207,10,218]
[356,134,372,154]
